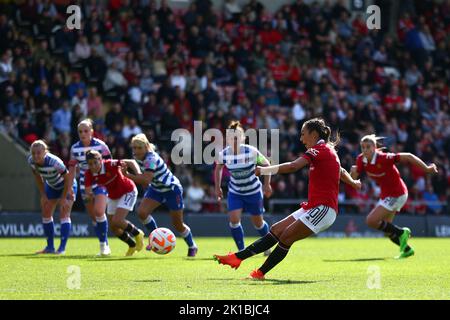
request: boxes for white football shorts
[292,205,337,234]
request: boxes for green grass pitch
[1,237,449,300]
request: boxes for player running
[214,121,273,254]
[122,133,198,257]
[29,140,77,255]
[214,118,361,280]
[350,134,438,259]
[68,119,111,256]
[85,150,145,256]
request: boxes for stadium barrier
[1,211,449,238]
[268,199,449,215]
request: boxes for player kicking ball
[214,118,361,280]
[85,150,145,256]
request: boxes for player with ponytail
[350,134,438,259]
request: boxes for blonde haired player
[29,140,77,254]
[350,134,438,259]
[122,134,198,257]
[68,119,112,256]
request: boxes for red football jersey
[301,140,341,213]
[356,151,408,199]
[84,159,136,200]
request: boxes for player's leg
[111,208,137,256]
[170,209,198,257]
[227,192,246,250]
[92,192,110,256]
[228,209,245,250]
[138,188,161,252]
[367,196,411,254]
[56,182,76,254]
[384,196,414,258]
[213,214,295,269]
[251,219,314,279]
[247,192,271,255]
[251,206,336,279]
[80,176,101,239]
[166,185,197,256]
[38,195,58,254]
[83,189,110,248]
[137,197,160,234]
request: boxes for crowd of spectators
[0,0,448,215]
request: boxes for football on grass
[149,228,176,255]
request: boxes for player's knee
[251,218,264,229]
[278,232,294,246]
[111,215,123,227]
[366,215,379,229]
[270,223,282,238]
[172,220,185,232]
[110,224,121,236]
[137,209,147,221]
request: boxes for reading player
[123,134,198,257]
[214,121,273,253]
[350,134,438,259]
[214,118,361,280]
[29,140,77,254]
[85,150,145,256]
[68,119,112,256]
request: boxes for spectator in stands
[423,184,443,215]
[73,36,92,65]
[0,50,13,84]
[86,87,103,119]
[71,88,88,117]
[185,178,206,213]
[52,100,72,135]
[121,117,142,141]
[0,0,446,215]
[103,62,128,97]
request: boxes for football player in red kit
[214,118,362,280]
[350,134,438,259]
[85,150,145,256]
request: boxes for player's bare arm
[67,162,77,199]
[121,159,142,175]
[84,186,94,202]
[61,172,72,201]
[214,163,224,201]
[340,167,362,190]
[31,169,46,198]
[256,156,309,176]
[123,161,153,187]
[350,165,359,179]
[257,154,272,197]
[398,153,438,174]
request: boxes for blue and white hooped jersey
[137,151,181,193]
[70,138,111,178]
[218,144,264,196]
[28,153,68,190]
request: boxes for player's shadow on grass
[26,254,97,260]
[207,278,328,285]
[0,253,37,258]
[87,256,173,262]
[247,279,327,285]
[323,257,390,262]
